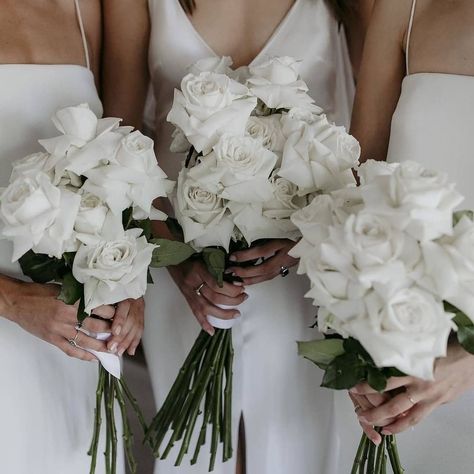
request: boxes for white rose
[167,72,257,154]
[174,170,235,250]
[39,104,122,158]
[74,192,109,238]
[245,115,286,152]
[279,113,360,193]
[73,228,155,313]
[357,159,399,185]
[188,56,234,76]
[189,134,277,203]
[247,57,315,110]
[421,215,474,322]
[344,288,454,379]
[82,130,173,219]
[170,128,191,153]
[0,172,80,260]
[361,161,463,241]
[10,152,54,182]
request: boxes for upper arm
[102,0,150,128]
[350,0,411,163]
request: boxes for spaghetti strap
[405,0,417,75]
[74,0,91,70]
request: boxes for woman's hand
[227,239,298,285]
[0,277,115,361]
[107,298,145,356]
[351,343,474,436]
[168,259,248,335]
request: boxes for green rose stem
[374,436,385,474]
[366,436,376,474]
[146,328,234,471]
[351,433,369,474]
[88,366,147,474]
[386,435,404,473]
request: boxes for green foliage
[57,272,83,305]
[18,251,67,284]
[448,302,474,354]
[150,239,196,267]
[453,209,474,226]
[202,247,226,287]
[297,338,345,369]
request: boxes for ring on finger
[279,266,289,278]
[195,282,205,296]
[354,404,362,413]
[68,328,80,347]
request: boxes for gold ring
[407,394,416,405]
[195,282,205,296]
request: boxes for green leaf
[18,251,67,284]
[367,367,387,392]
[149,239,195,267]
[453,311,472,327]
[453,210,474,226]
[343,337,374,365]
[57,272,83,305]
[202,247,226,287]
[321,353,366,390]
[298,338,345,369]
[457,325,474,354]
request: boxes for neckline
[175,0,302,67]
[405,71,474,82]
[0,63,92,74]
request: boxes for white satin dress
[143,1,358,473]
[0,3,124,473]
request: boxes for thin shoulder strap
[74,0,91,70]
[405,0,418,75]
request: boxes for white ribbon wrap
[79,331,122,379]
[207,305,241,329]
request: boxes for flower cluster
[0,104,174,313]
[291,159,471,380]
[167,56,360,251]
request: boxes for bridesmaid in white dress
[103,1,372,472]
[0,1,142,472]
[345,0,474,472]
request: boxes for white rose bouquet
[146,56,360,470]
[290,159,474,474]
[0,104,192,474]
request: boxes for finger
[228,258,279,279]
[361,420,382,445]
[366,392,391,408]
[349,394,382,445]
[241,273,280,286]
[117,327,138,357]
[82,317,111,335]
[109,310,135,354]
[74,330,109,353]
[381,402,434,435]
[229,242,282,262]
[359,392,417,425]
[351,393,376,411]
[111,300,131,337]
[351,377,414,395]
[59,340,96,362]
[200,285,248,306]
[194,312,216,336]
[91,305,116,319]
[127,334,142,356]
[201,275,245,297]
[200,301,240,320]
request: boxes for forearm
[0,274,21,321]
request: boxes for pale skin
[0,0,143,361]
[349,0,474,444]
[103,1,373,471]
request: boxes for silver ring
[280,266,290,277]
[354,404,362,413]
[195,282,205,296]
[68,328,80,347]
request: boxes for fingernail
[358,416,368,423]
[372,437,381,446]
[109,343,118,353]
[224,269,233,274]
[118,348,125,357]
[206,328,215,336]
[233,312,241,319]
[233,281,244,286]
[114,325,122,336]
[243,294,249,300]
[349,388,358,394]
[131,348,136,356]
[381,430,391,435]
[229,255,237,262]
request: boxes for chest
[0,1,85,65]
[182,0,297,67]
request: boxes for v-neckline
[175,0,302,67]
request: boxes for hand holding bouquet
[291,159,474,473]
[145,55,360,469]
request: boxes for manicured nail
[130,348,136,356]
[109,343,118,353]
[372,437,381,446]
[206,328,215,336]
[358,416,368,423]
[224,268,233,274]
[243,294,249,300]
[349,388,358,394]
[118,348,125,357]
[233,281,244,286]
[114,325,122,336]
[229,255,237,262]
[381,430,391,435]
[233,312,241,319]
